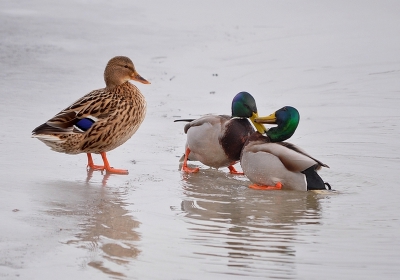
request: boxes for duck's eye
[124,65,129,68]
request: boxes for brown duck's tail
[32,122,72,135]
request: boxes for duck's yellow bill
[249,112,268,134]
[254,112,277,124]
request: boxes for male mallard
[175,91,267,174]
[240,106,331,191]
[32,56,150,174]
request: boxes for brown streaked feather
[33,110,75,132]
[32,121,74,134]
[53,90,116,120]
[32,82,146,154]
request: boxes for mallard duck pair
[32,56,150,175]
[176,92,331,191]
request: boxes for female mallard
[32,56,150,174]
[175,91,267,174]
[240,106,331,191]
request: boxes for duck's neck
[267,118,299,142]
[106,80,128,90]
[104,68,129,89]
[106,82,143,101]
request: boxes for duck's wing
[247,141,328,172]
[32,89,116,135]
[278,142,329,169]
[181,115,230,134]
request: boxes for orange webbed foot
[87,163,105,171]
[104,167,129,175]
[87,154,105,171]
[228,165,244,175]
[100,152,128,175]
[249,182,282,190]
[86,153,129,175]
[181,147,199,173]
[87,164,128,174]
[182,165,200,173]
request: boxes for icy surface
[1,0,400,279]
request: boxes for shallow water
[1,0,400,279]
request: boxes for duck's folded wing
[279,142,329,169]
[182,115,230,134]
[32,111,78,134]
[251,142,328,172]
[32,90,116,135]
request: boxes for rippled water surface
[1,0,400,279]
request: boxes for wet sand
[1,1,400,279]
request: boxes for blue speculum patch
[75,118,95,131]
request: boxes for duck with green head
[240,106,331,191]
[175,91,267,174]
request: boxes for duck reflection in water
[46,178,140,278]
[180,169,326,278]
[86,168,111,186]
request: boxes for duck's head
[255,106,300,142]
[231,91,267,134]
[104,56,150,88]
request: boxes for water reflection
[180,169,324,279]
[45,176,140,278]
[85,169,111,186]
[84,169,131,186]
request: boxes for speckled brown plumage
[32,56,150,174]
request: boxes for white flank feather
[32,134,65,143]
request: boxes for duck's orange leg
[182,148,199,173]
[249,182,283,190]
[86,153,128,174]
[100,152,129,175]
[87,153,105,171]
[228,165,244,175]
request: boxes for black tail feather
[174,119,195,122]
[302,165,330,190]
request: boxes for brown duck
[32,56,150,174]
